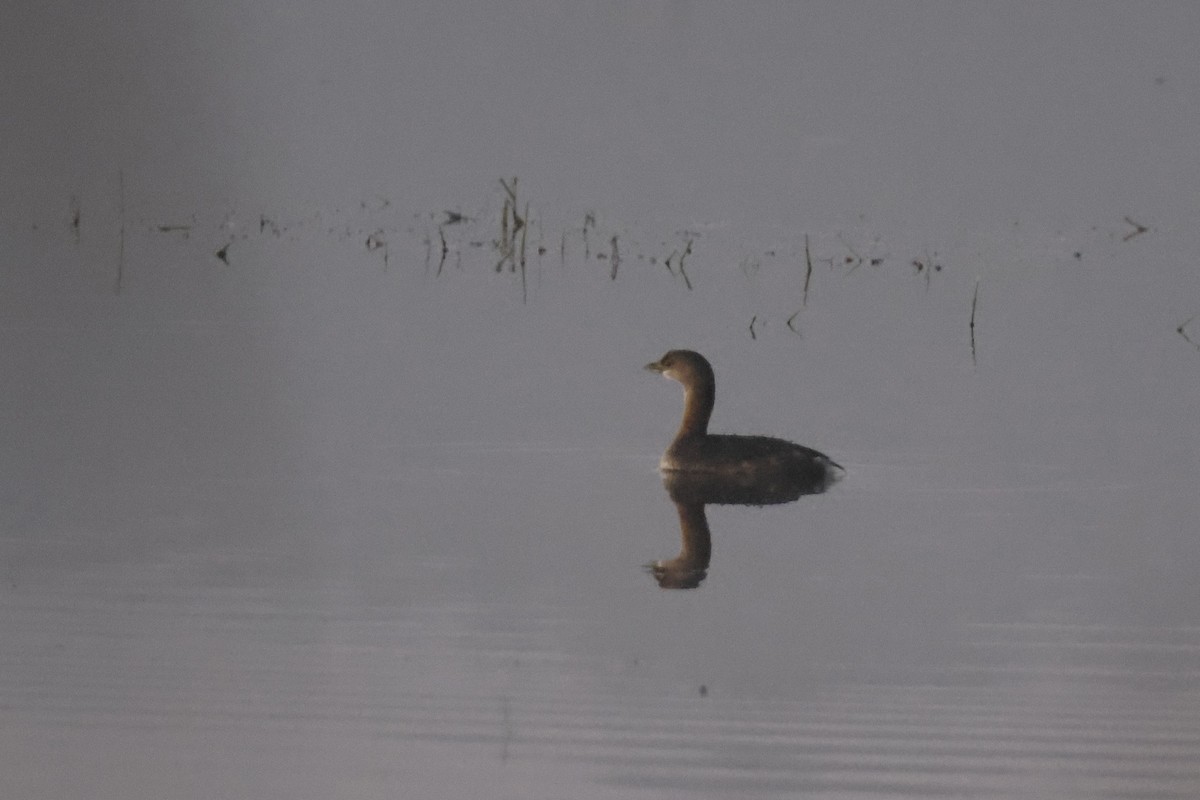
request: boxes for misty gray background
[3,3,1200,798]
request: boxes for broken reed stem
[1178,315,1200,351]
[519,202,529,303]
[520,203,529,267]
[496,198,516,273]
[70,195,81,244]
[1122,215,1148,242]
[582,212,594,258]
[677,259,692,290]
[498,199,509,271]
[436,227,448,275]
[677,238,694,290]
[609,235,620,280]
[969,280,980,365]
[499,177,517,204]
[802,234,813,306]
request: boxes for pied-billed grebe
[646,350,843,484]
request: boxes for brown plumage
[645,350,842,486]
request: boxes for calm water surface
[4,4,1200,798]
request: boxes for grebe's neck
[677,374,715,438]
[674,501,712,564]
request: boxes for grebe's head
[645,350,714,386]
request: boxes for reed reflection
[647,470,834,589]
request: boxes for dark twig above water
[520,203,529,263]
[498,198,509,265]
[1122,216,1149,242]
[663,236,694,290]
[678,237,694,290]
[498,177,518,207]
[366,230,389,269]
[802,234,813,306]
[259,215,281,237]
[837,233,863,272]
[492,179,528,283]
[519,202,529,303]
[1177,315,1200,351]
[70,195,80,245]
[911,247,942,290]
[582,212,595,258]
[970,280,980,365]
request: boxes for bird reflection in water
[645,350,843,589]
[646,469,836,589]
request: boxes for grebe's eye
[662,354,673,367]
